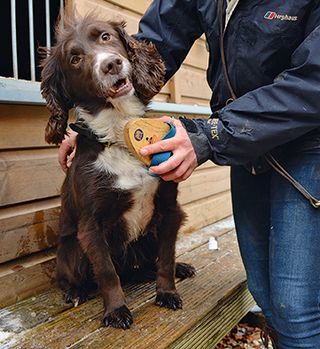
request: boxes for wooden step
[0,218,255,349]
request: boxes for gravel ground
[215,322,273,349]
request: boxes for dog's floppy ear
[40,48,72,145]
[114,22,166,104]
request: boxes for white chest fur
[79,96,159,242]
[95,147,159,241]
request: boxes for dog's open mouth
[109,78,133,98]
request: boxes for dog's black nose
[100,57,123,75]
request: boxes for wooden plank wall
[0,0,231,307]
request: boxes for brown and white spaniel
[40,12,195,329]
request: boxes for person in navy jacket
[137,2,320,348]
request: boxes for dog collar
[69,121,116,147]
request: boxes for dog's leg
[154,181,186,310]
[77,219,133,329]
[57,184,96,306]
[56,235,95,306]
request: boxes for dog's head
[41,13,165,144]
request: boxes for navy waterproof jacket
[136,0,320,170]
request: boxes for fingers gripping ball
[124,118,176,169]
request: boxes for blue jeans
[231,147,320,348]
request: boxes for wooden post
[169,75,182,104]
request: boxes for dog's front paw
[155,291,182,310]
[175,262,196,279]
[103,305,133,330]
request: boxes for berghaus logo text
[264,11,298,21]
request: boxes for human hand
[140,117,198,182]
[58,130,78,173]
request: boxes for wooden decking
[0,218,255,349]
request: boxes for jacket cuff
[179,118,212,166]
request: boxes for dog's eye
[70,56,81,65]
[101,32,111,42]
